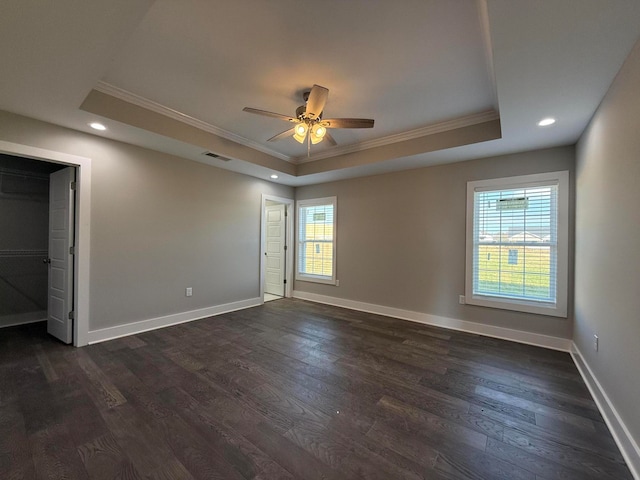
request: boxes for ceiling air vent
[203,151,231,161]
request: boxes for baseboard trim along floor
[87,297,262,344]
[292,290,571,352]
[571,344,640,480]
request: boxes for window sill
[296,274,337,286]
[466,294,567,318]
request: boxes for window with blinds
[465,172,569,317]
[296,197,337,284]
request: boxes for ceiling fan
[243,84,374,153]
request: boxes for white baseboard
[0,311,47,329]
[292,290,571,352]
[87,297,262,344]
[571,344,640,480]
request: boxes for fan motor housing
[296,104,322,121]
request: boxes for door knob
[43,258,51,264]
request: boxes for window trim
[465,171,569,318]
[296,196,337,285]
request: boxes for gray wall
[295,146,575,339]
[575,40,640,443]
[0,111,293,331]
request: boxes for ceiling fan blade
[267,127,296,142]
[305,85,329,120]
[243,107,298,123]
[321,118,375,129]
[323,131,337,146]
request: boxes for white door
[264,204,286,297]
[47,167,75,343]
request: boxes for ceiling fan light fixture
[312,124,326,138]
[295,123,308,136]
[293,122,308,143]
[242,84,374,152]
[310,133,323,144]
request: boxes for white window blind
[473,184,557,303]
[465,172,568,317]
[297,197,336,284]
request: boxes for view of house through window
[297,197,336,284]
[466,172,568,317]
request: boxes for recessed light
[538,118,556,127]
[270,174,279,179]
[89,122,106,131]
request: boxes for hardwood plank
[485,437,602,480]
[419,370,538,424]
[77,433,133,479]
[365,420,440,468]
[473,385,597,431]
[99,403,174,474]
[156,414,247,480]
[146,458,195,480]
[199,366,295,434]
[72,350,127,409]
[35,344,59,382]
[284,421,422,480]
[376,394,503,443]
[29,423,89,480]
[0,300,633,480]
[158,386,294,480]
[242,421,343,480]
[0,401,35,480]
[433,444,536,480]
[502,423,632,479]
[54,389,110,447]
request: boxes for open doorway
[260,195,294,303]
[0,155,63,328]
[0,154,76,344]
[0,140,91,346]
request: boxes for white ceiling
[1,0,639,186]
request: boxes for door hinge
[284,245,288,251]
[70,181,76,190]
[283,279,287,284]
[69,246,75,255]
[68,311,75,320]
[285,210,288,217]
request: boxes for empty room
[1,1,639,479]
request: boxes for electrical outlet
[186,287,193,297]
[593,334,599,352]
[336,280,340,286]
[459,295,466,305]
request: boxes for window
[465,171,569,317]
[296,197,337,284]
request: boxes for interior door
[264,203,286,297]
[47,167,75,343]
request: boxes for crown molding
[94,82,499,167]
[94,82,294,163]
[294,110,500,164]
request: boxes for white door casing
[47,167,75,343]
[264,203,286,297]
[0,140,91,346]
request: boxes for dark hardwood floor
[0,298,633,479]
